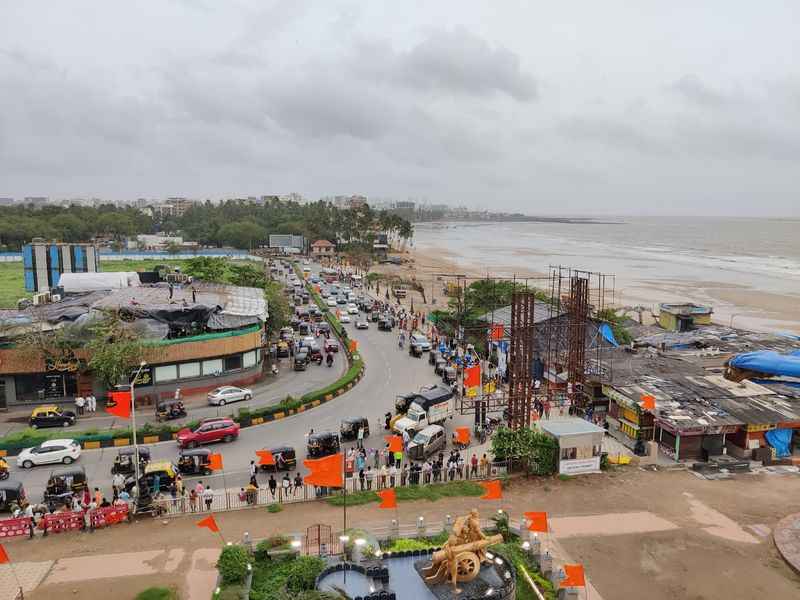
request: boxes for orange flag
[304,453,344,487]
[106,390,131,419]
[455,427,470,445]
[256,450,275,466]
[464,365,481,388]
[0,543,8,564]
[479,480,502,500]
[640,394,656,411]
[385,435,403,453]
[377,488,397,509]
[196,515,219,533]
[209,453,223,471]
[561,564,586,588]
[524,511,549,533]
[490,324,505,340]
[349,339,358,353]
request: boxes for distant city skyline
[1,2,799,218]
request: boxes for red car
[324,339,339,353]
[176,418,240,449]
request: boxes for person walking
[268,474,277,499]
[249,460,257,483]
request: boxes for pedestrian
[268,474,277,499]
[379,464,388,489]
[388,464,397,487]
[195,480,204,496]
[364,467,375,490]
[249,460,257,482]
[89,394,97,412]
[373,448,380,469]
[203,485,214,511]
[282,473,291,499]
[176,474,184,497]
[293,473,303,496]
[75,395,85,416]
[470,454,478,478]
[94,487,102,506]
[543,400,551,420]
[189,489,198,512]
[358,468,365,491]
[112,472,125,497]
[357,426,364,450]
[402,429,410,450]
[175,388,182,402]
[480,454,489,477]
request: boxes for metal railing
[151,459,510,518]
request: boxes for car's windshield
[412,433,429,444]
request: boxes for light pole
[131,360,147,500]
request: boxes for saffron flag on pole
[196,515,219,533]
[0,543,9,564]
[106,390,132,419]
[490,324,505,341]
[524,511,549,533]
[209,453,223,471]
[303,453,344,487]
[479,480,502,500]
[464,365,481,389]
[349,339,358,353]
[560,564,586,588]
[640,394,656,411]
[385,435,403,454]
[455,427,470,445]
[377,488,397,509]
[256,450,275,466]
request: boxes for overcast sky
[1,1,799,216]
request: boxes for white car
[17,439,81,468]
[339,314,351,323]
[326,298,337,307]
[207,386,253,406]
[356,320,369,329]
[347,304,359,314]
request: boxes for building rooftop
[539,418,605,437]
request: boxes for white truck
[392,384,453,437]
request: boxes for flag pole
[131,361,147,504]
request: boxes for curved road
[8,265,478,502]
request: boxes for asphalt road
[7,263,479,502]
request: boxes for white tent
[58,272,141,292]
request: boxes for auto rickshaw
[340,416,370,441]
[370,310,380,322]
[44,466,87,509]
[177,448,213,476]
[307,432,341,458]
[0,456,9,480]
[111,446,151,476]
[258,445,297,472]
[125,461,177,494]
[0,480,27,512]
[442,365,458,385]
[156,400,187,422]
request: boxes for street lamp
[131,360,147,501]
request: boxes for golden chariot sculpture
[422,509,503,593]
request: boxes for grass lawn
[325,480,486,507]
[135,587,178,600]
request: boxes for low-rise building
[310,239,335,259]
[658,303,713,331]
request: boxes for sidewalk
[0,355,346,437]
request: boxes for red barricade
[41,511,85,534]
[89,505,129,529]
[0,517,32,539]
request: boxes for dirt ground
[14,467,800,600]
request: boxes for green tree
[228,263,267,288]
[165,241,181,255]
[86,313,147,388]
[184,257,227,283]
[217,221,267,249]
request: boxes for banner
[89,505,129,529]
[41,511,84,534]
[0,517,32,539]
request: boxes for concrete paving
[0,560,53,600]
[773,512,800,574]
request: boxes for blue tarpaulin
[729,351,800,378]
[765,429,792,458]
[599,323,620,347]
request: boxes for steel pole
[131,362,146,501]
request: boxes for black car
[307,432,341,458]
[29,406,77,429]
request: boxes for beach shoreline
[372,243,800,335]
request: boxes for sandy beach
[371,243,800,335]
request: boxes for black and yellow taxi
[29,405,77,429]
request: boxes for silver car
[207,386,253,406]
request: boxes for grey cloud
[353,28,537,101]
[670,75,729,107]
[558,117,669,155]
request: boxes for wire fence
[151,459,511,517]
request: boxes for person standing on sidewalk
[202,485,214,511]
[249,460,257,483]
[268,474,277,499]
[75,395,85,416]
[87,394,96,413]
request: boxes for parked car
[29,405,76,429]
[176,418,240,449]
[17,439,81,468]
[207,386,253,406]
[356,320,369,330]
